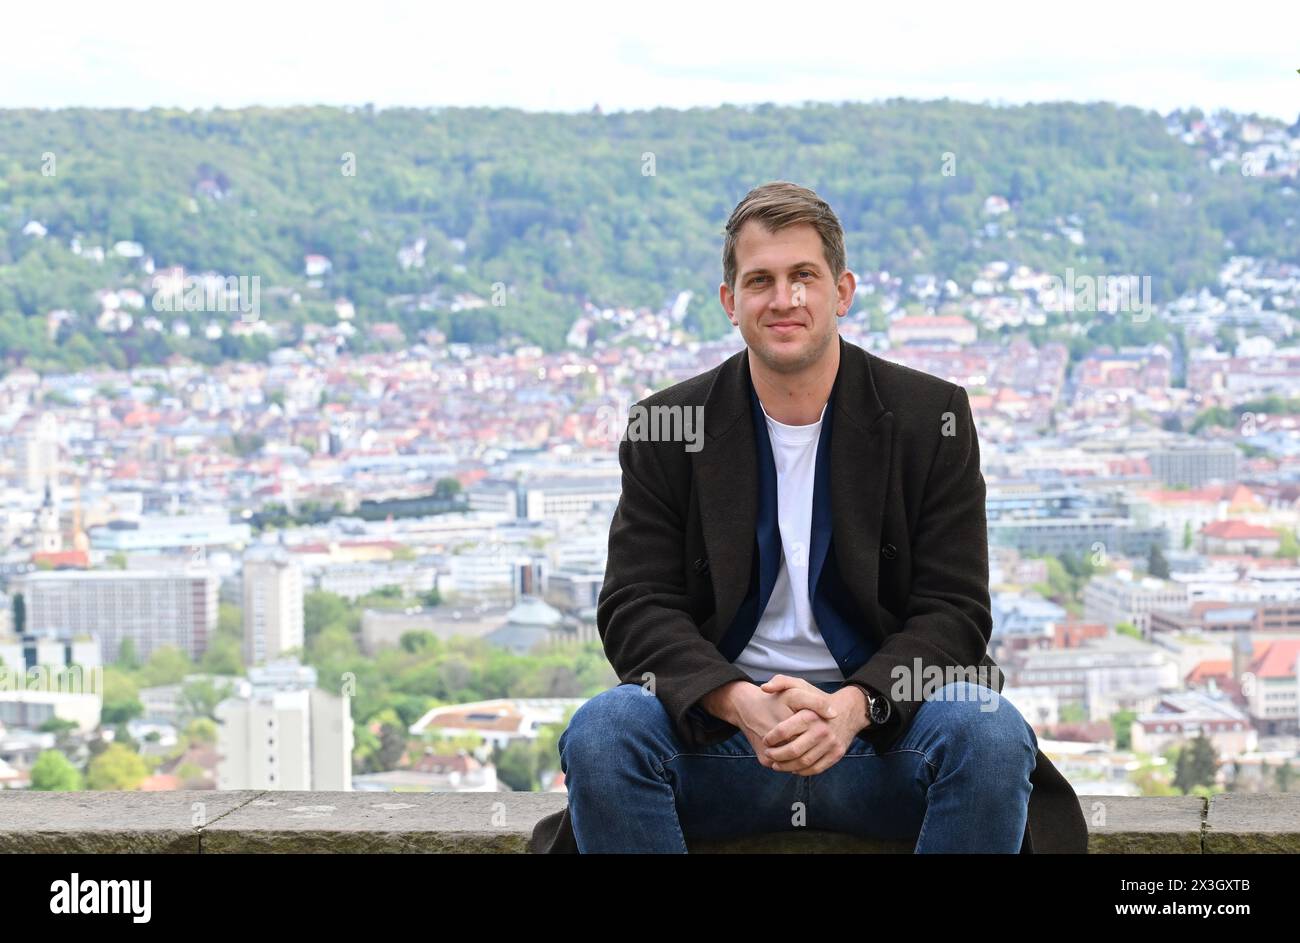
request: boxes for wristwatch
[865,689,893,726]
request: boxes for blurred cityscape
[2,108,1300,801]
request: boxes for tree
[535,706,577,785]
[138,645,193,687]
[226,432,266,458]
[307,623,360,674]
[360,584,404,604]
[29,750,84,791]
[1132,759,1180,797]
[116,638,140,671]
[494,739,541,792]
[1276,760,1295,793]
[433,478,463,501]
[86,742,149,790]
[400,631,437,655]
[37,716,79,755]
[1147,543,1170,579]
[359,708,408,772]
[199,636,243,675]
[1109,709,1136,751]
[377,723,408,772]
[1172,732,1218,795]
[217,602,243,640]
[1182,520,1194,551]
[184,717,218,746]
[100,667,143,725]
[179,678,234,723]
[352,722,381,774]
[1058,702,1088,724]
[112,722,139,753]
[304,590,358,640]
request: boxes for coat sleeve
[845,384,994,752]
[597,406,753,749]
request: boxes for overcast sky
[5,0,1298,120]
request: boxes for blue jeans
[558,679,1038,853]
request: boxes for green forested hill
[0,100,1294,371]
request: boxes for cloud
[3,0,1297,119]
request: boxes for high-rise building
[15,413,59,491]
[12,568,218,662]
[242,549,304,667]
[215,660,351,790]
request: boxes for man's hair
[722,181,846,292]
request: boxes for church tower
[36,479,63,554]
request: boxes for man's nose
[768,278,794,309]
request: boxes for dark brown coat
[529,335,1088,853]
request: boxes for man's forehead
[736,222,825,273]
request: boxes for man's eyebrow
[742,261,823,277]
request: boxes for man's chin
[756,346,813,374]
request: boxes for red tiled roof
[1186,660,1232,683]
[31,550,90,569]
[139,773,183,791]
[1202,520,1280,540]
[1250,639,1300,680]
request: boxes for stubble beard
[751,315,835,377]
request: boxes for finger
[795,733,837,770]
[760,674,795,692]
[763,707,818,747]
[798,737,837,773]
[776,688,838,720]
[790,740,839,776]
[802,749,841,777]
[769,728,826,766]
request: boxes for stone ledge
[0,791,1297,853]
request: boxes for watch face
[870,695,891,725]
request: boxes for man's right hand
[702,682,828,768]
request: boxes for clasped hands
[735,674,869,777]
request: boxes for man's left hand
[758,675,868,776]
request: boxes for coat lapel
[692,336,893,649]
[692,345,758,644]
[827,340,894,637]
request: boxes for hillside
[0,100,1295,371]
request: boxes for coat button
[881,543,897,560]
[693,557,709,574]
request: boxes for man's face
[720,220,854,376]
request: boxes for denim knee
[560,683,666,765]
[924,681,1038,755]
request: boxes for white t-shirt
[733,399,844,684]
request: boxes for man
[529,181,1088,853]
